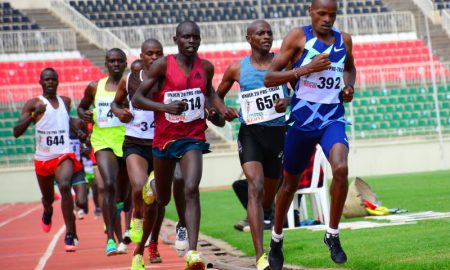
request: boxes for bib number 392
[318,77,341,89]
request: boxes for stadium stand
[0,58,104,86]
[68,0,389,27]
[0,1,39,31]
[434,0,450,10]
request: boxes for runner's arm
[111,75,133,123]
[132,58,186,115]
[205,60,239,122]
[77,81,97,123]
[342,32,356,103]
[13,98,39,138]
[265,28,331,87]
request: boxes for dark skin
[77,50,129,245]
[111,41,167,257]
[132,22,232,252]
[217,20,286,261]
[13,69,76,236]
[264,0,357,236]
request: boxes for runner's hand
[81,110,93,123]
[220,106,239,121]
[165,100,187,115]
[33,103,47,118]
[305,53,331,73]
[342,85,354,102]
[206,107,225,127]
[118,108,133,123]
[274,98,288,113]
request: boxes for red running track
[0,201,185,270]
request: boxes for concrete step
[20,8,106,71]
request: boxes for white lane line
[34,225,65,270]
[0,205,40,228]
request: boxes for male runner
[217,20,289,270]
[111,39,167,268]
[13,68,83,252]
[263,0,356,268]
[77,48,130,255]
[132,21,233,270]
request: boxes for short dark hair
[106,48,127,60]
[175,21,199,36]
[141,38,162,52]
[40,67,58,80]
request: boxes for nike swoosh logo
[333,47,344,52]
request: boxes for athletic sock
[272,229,284,243]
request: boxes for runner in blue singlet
[263,0,356,268]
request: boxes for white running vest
[35,96,71,161]
[125,71,155,139]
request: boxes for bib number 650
[256,93,280,111]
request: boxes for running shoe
[256,253,270,270]
[175,222,188,251]
[268,238,284,270]
[117,242,127,254]
[185,250,205,270]
[105,239,117,256]
[142,177,155,205]
[148,241,162,263]
[233,218,249,231]
[129,218,143,243]
[123,230,131,245]
[94,207,101,219]
[324,233,347,264]
[41,210,53,233]
[64,233,76,252]
[131,254,145,270]
[77,209,86,220]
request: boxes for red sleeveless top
[152,54,207,150]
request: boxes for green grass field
[165,170,450,270]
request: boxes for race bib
[125,104,155,139]
[95,97,124,128]
[70,138,81,161]
[239,86,285,125]
[36,128,70,155]
[296,61,344,104]
[163,88,205,123]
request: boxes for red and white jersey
[35,96,71,161]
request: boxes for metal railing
[110,11,416,48]
[0,29,76,54]
[413,0,441,23]
[49,0,130,51]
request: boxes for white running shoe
[77,209,86,220]
[175,223,188,251]
[117,242,128,254]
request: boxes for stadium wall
[7,0,51,9]
[1,140,449,203]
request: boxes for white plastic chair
[286,145,330,228]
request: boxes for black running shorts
[237,124,285,179]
